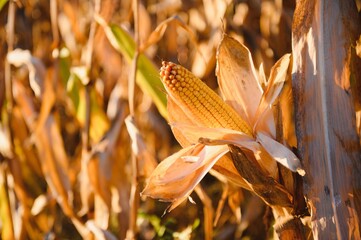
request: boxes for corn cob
[160,61,253,136]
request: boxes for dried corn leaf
[0,166,15,240]
[228,145,293,208]
[7,49,45,98]
[12,108,44,188]
[292,0,361,238]
[12,82,85,232]
[94,194,109,230]
[33,68,56,136]
[254,53,291,137]
[125,116,157,177]
[203,0,231,28]
[194,185,213,240]
[139,15,198,55]
[191,41,216,79]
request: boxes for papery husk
[142,144,230,211]
[216,34,263,126]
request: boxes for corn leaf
[96,16,168,119]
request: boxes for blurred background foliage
[0,0,359,239]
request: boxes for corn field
[0,0,360,239]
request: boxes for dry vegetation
[0,0,360,239]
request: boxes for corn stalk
[292,0,361,238]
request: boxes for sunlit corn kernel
[160,61,253,136]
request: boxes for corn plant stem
[0,165,15,240]
[80,1,100,234]
[81,0,100,152]
[50,0,59,48]
[213,182,229,227]
[127,152,140,240]
[126,53,140,240]
[194,186,213,240]
[128,0,139,116]
[3,1,16,238]
[5,4,36,238]
[49,0,60,116]
[127,54,140,240]
[5,1,15,122]
[127,0,140,238]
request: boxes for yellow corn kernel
[160,61,253,136]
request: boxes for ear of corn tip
[160,61,253,136]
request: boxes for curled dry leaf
[7,49,45,98]
[12,81,86,233]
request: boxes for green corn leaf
[97,19,168,120]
